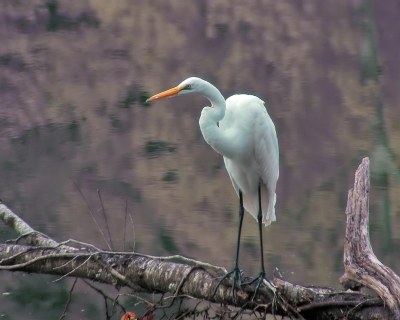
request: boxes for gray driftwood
[340,157,400,319]
[0,157,399,319]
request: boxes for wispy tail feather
[243,185,276,227]
[262,193,276,226]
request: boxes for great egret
[147,77,279,290]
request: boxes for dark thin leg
[257,185,266,276]
[244,184,268,300]
[234,190,244,271]
[230,190,244,292]
[212,190,244,299]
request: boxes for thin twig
[127,201,136,252]
[0,252,92,270]
[346,298,384,318]
[94,256,142,290]
[298,298,382,313]
[52,255,82,270]
[6,231,50,244]
[73,181,112,250]
[104,294,111,320]
[57,239,101,252]
[53,255,93,282]
[97,189,114,250]
[154,266,204,311]
[123,200,128,252]
[132,253,226,274]
[0,204,62,248]
[0,247,34,264]
[121,292,153,307]
[59,277,78,320]
[82,279,126,313]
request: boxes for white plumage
[147,77,279,283]
[221,94,279,225]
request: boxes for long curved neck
[202,82,226,120]
[198,82,235,158]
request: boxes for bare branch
[73,181,112,250]
[97,189,114,250]
[341,157,400,319]
[59,277,78,320]
[0,203,61,248]
[1,158,400,319]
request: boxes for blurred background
[0,0,399,319]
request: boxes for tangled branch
[0,158,399,319]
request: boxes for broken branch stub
[340,157,400,319]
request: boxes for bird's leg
[212,190,244,299]
[257,184,266,278]
[232,190,245,288]
[244,184,269,300]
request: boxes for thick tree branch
[0,203,75,250]
[340,157,400,319]
[0,242,263,308]
[1,158,399,319]
[0,241,392,319]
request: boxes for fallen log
[0,157,398,319]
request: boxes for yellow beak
[146,86,182,102]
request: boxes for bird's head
[146,77,207,102]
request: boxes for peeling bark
[0,203,74,249]
[340,157,400,319]
[0,242,260,308]
[1,158,399,319]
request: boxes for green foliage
[371,171,389,188]
[380,192,393,254]
[4,275,69,319]
[0,225,15,242]
[109,114,122,129]
[243,237,257,255]
[68,120,81,142]
[318,179,334,192]
[212,161,223,175]
[118,88,137,108]
[162,169,178,183]
[159,228,179,254]
[118,87,150,108]
[88,180,142,203]
[113,181,142,203]
[138,91,151,107]
[81,161,98,174]
[337,189,347,211]
[10,122,81,149]
[358,0,381,83]
[144,140,177,158]
[238,20,251,35]
[223,205,233,222]
[214,23,229,38]
[0,53,27,71]
[46,0,99,32]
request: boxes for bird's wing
[253,103,279,225]
[223,95,279,225]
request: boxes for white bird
[147,77,279,289]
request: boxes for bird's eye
[183,84,191,90]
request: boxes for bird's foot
[251,271,265,300]
[212,267,243,301]
[244,271,275,301]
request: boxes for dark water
[1,1,400,319]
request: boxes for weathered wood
[340,157,400,319]
[0,203,75,250]
[274,278,391,320]
[0,241,393,319]
[0,242,268,310]
[1,158,400,319]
